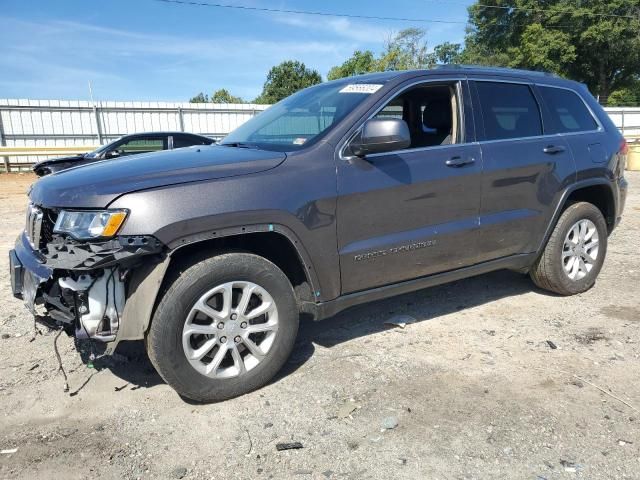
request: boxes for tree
[608,78,640,106]
[210,88,245,104]
[378,28,430,71]
[254,60,322,104]
[464,0,640,100]
[327,50,377,80]
[327,30,464,81]
[427,42,463,66]
[189,92,209,103]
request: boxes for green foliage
[254,60,322,104]
[378,28,430,71]
[608,79,640,106]
[189,92,209,103]
[327,50,377,81]
[327,30,462,81]
[464,0,640,99]
[429,42,463,65]
[608,88,638,106]
[210,88,245,104]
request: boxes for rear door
[471,79,575,262]
[336,78,483,294]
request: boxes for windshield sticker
[292,137,307,145]
[339,84,383,94]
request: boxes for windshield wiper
[219,142,258,149]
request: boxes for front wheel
[530,202,608,295]
[147,253,299,402]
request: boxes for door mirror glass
[350,118,411,157]
[105,150,121,159]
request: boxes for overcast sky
[0,0,474,101]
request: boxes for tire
[147,253,299,402]
[530,202,608,295]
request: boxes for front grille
[40,209,58,248]
[25,204,57,250]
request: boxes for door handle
[445,156,475,167]
[543,145,566,154]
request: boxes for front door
[336,80,483,294]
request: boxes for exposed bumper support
[10,231,166,347]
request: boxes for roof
[119,131,211,137]
[328,65,578,88]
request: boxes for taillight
[620,138,629,155]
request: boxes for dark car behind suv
[32,131,214,176]
[10,66,627,402]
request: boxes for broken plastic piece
[276,442,304,451]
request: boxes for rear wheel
[530,202,607,295]
[147,253,299,402]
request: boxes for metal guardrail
[0,99,269,172]
[2,99,640,172]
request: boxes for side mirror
[105,150,121,159]
[350,118,411,157]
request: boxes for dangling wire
[53,329,69,393]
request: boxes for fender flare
[115,222,322,344]
[535,178,615,256]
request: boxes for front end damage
[10,204,167,354]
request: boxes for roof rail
[433,64,557,77]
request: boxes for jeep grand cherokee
[10,66,628,402]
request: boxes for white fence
[0,99,268,171]
[1,98,639,172]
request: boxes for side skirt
[309,253,536,321]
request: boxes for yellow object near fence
[627,141,640,171]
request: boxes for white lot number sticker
[339,84,383,94]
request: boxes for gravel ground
[0,172,639,480]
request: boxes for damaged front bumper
[10,230,167,348]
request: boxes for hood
[29,145,286,208]
[33,154,87,168]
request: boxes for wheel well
[166,232,313,301]
[565,184,615,233]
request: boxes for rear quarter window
[538,86,599,134]
[475,82,542,140]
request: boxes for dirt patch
[574,327,608,344]
[600,305,640,322]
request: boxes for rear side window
[539,86,599,133]
[475,82,542,140]
[174,135,211,148]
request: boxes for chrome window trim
[535,83,604,134]
[338,76,467,161]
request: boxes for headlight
[53,209,128,240]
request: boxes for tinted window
[476,82,542,140]
[539,86,598,133]
[174,135,211,148]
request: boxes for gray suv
[10,66,628,402]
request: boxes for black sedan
[33,132,215,176]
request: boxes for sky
[0,0,475,102]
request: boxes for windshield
[221,82,379,151]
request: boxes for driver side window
[373,83,460,150]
